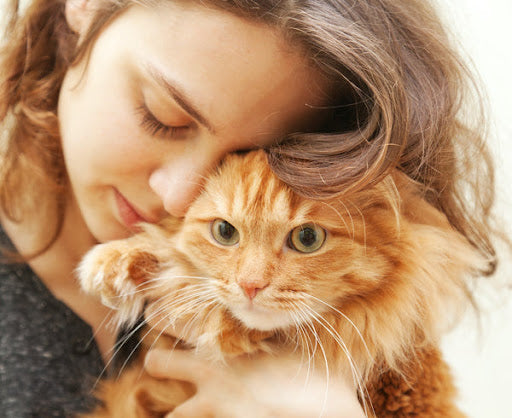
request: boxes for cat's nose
[240,281,269,300]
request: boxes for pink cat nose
[240,282,269,300]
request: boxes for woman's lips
[114,188,152,230]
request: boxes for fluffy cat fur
[78,150,484,417]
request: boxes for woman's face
[59,2,330,243]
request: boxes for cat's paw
[78,242,159,323]
[218,328,274,357]
[208,311,274,358]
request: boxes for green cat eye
[211,219,240,246]
[288,223,326,253]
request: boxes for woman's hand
[143,313,366,417]
[145,348,277,417]
[144,348,366,418]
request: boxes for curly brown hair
[0,0,498,274]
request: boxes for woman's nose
[149,157,212,218]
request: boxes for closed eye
[135,103,189,140]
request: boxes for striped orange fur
[79,150,483,417]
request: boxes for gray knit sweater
[0,229,104,417]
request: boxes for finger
[144,348,215,384]
[145,302,200,343]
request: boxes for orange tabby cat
[78,150,483,417]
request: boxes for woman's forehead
[118,3,330,138]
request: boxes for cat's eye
[288,223,326,253]
[211,219,240,246]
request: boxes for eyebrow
[144,62,215,134]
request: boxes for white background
[438,1,512,417]
[1,1,511,417]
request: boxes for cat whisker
[151,290,220,343]
[287,310,309,378]
[288,304,317,389]
[107,317,158,376]
[85,308,117,348]
[143,280,219,312]
[111,278,173,299]
[338,199,357,239]
[156,284,216,303]
[182,303,225,361]
[157,287,218,319]
[139,296,204,347]
[129,276,214,298]
[146,299,216,360]
[288,313,306,355]
[175,300,217,343]
[298,303,358,375]
[350,202,367,254]
[113,299,189,378]
[299,302,369,417]
[157,296,220,357]
[298,301,374,418]
[295,301,349,418]
[91,313,152,389]
[296,304,331,418]
[116,313,171,380]
[98,286,216,384]
[146,282,214,304]
[301,321,320,380]
[157,274,213,282]
[110,284,214,329]
[83,309,122,388]
[302,293,373,362]
[120,274,214,299]
[105,277,212,309]
[320,201,354,240]
[131,307,190,381]
[300,301,351,361]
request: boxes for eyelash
[135,104,188,139]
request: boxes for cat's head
[171,150,485,366]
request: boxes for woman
[0,0,498,416]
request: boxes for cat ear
[387,171,449,229]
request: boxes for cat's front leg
[147,304,274,360]
[190,310,275,358]
[78,238,160,325]
[217,313,275,357]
